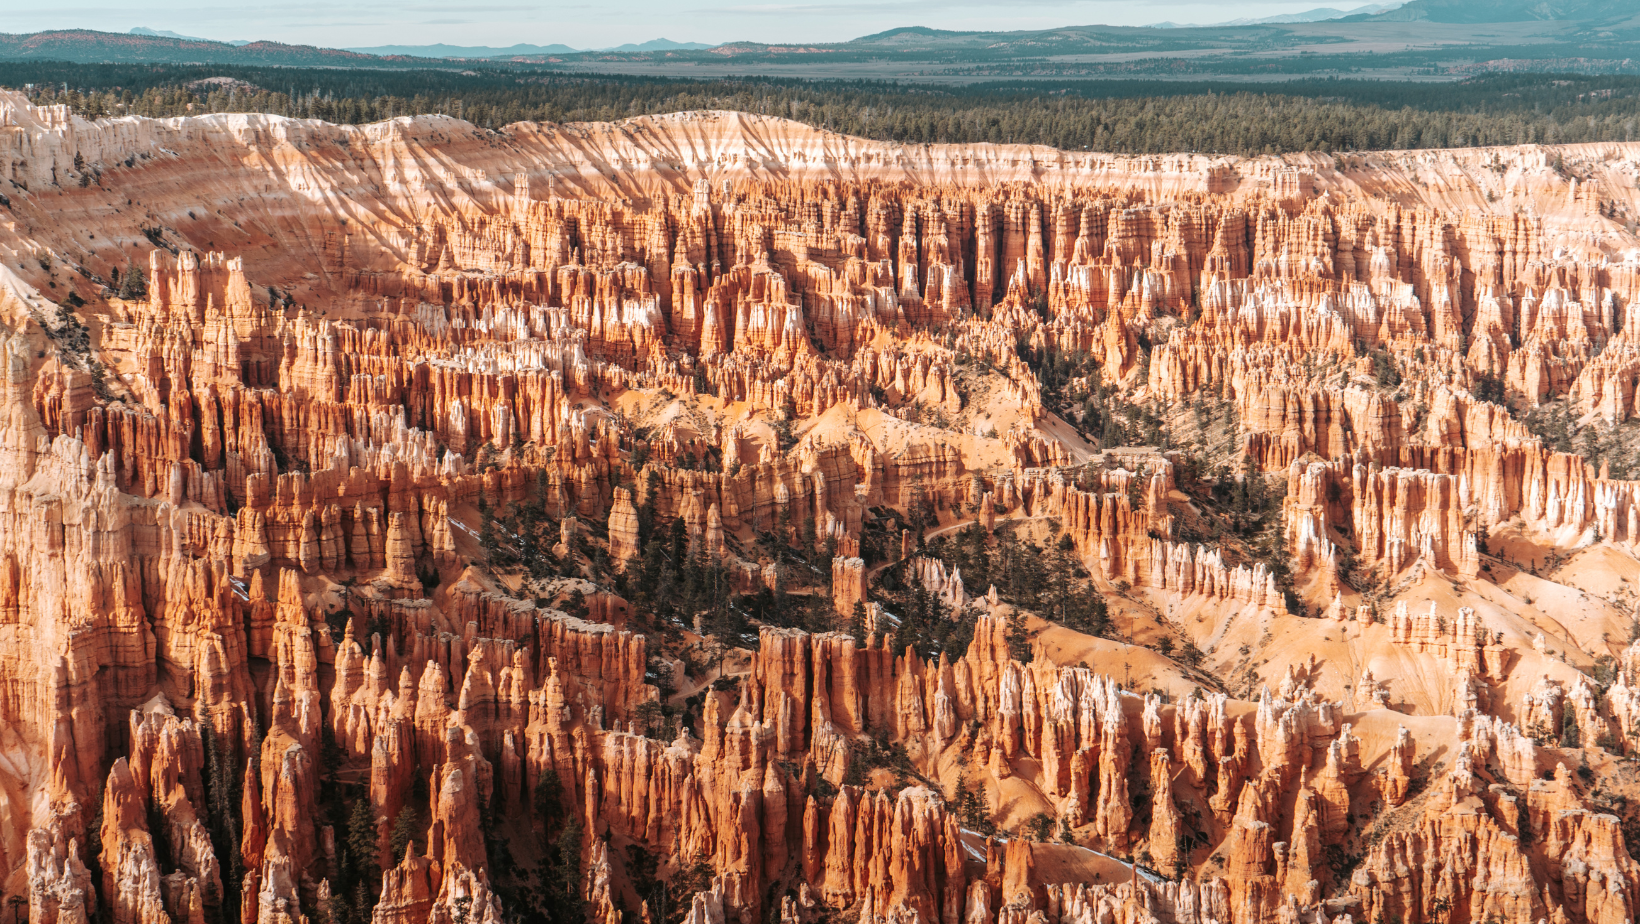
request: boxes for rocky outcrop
[832,557,866,616]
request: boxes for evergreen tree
[352,882,371,924]
[200,724,245,921]
[667,849,717,923]
[1006,610,1033,664]
[849,599,869,644]
[346,797,379,880]
[117,263,147,300]
[477,489,500,562]
[533,772,567,836]
[390,805,419,864]
[540,821,587,924]
[950,769,995,835]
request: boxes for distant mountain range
[0,29,442,67]
[1150,3,1404,28]
[0,29,714,67]
[1344,0,1635,21]
[130,27,249,47]
[343,42,580,57]
[0,0,1633,76]
[345,38,713,57]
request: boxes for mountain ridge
[1149,3,1404,28]
[343,37,712,58]
[130,26,250,46]
[1348,0,1640,22]
[0,28,450,67]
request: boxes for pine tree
[849,600,868,644]
[801,515,818,559]
[389,805,418,864]
[669,515,688,565]
[346,797,378,880]
[1006,610,1033,664]
[352,882,371,924]
[534,772,567,839]
[117,264,147,300]
[200,724,245,920]
[477,489,498,560]
[561,588,588,620]
[950,769,994,835]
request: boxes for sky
[0,0,1385,50]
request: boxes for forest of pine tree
[5,61,1640,155]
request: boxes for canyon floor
[6,92,1640,924]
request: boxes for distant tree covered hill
[0,29,465,68]
[4,16,1639,79]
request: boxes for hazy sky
[0,0,1381,49]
